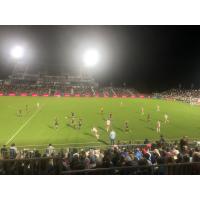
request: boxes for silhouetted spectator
[1,145,8,159]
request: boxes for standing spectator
[135,148,143,160]
[180,136,188,151]
[9,143,17,159]
[46,144,55,157]
[109,130,116,145]
[144,139,149,144]
[159,135,166,147]
[1,145,8,159]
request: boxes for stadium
[0,26,200,175]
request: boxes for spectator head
[183,154,190,162]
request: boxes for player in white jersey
[141,107,144,115]
[120,101,123,106]
[106,119,111,132]
[37,102,40,109]
[157,105,160,112]
[91,127,99,140]
[164,114,169,123]
[156,120,161,133]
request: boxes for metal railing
[61,162,200,175]
[0,157,199,175]
[1,137,199,151]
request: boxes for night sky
[0,25,200,93]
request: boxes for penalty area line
[6,107,43,145]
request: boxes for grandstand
[0,71,141,97]
[153,89,200,105]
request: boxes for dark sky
[0,25,200,93]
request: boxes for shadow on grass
[139,119,146,122]
[83,132,109,145]
[146,127,155,131]
[66,124,76,129]
[115,127,124,132]
[98,139,109,145]
[98,126,106,132]
[48,125,54,129]
[83,132,95,139]
[102,117,106,121]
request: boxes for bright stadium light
[10,45,24,59]
[83,49,100,68]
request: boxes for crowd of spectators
[154,89,200,103]
[0,136,199,175]
[0,82,139,97]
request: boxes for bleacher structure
[0,71,142,98]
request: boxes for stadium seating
[154,89,200,103]
[0,82,140,97]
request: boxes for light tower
[9,45,27,79]
[81,48,100,79]
[83,48,99,68]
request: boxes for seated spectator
[9,143,17,159]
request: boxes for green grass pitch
[0,96,200,148]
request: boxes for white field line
[6,107,43,145]
[17,142,101,148]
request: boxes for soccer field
[0,96,200,148]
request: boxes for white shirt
[110,131,116,140]
[92,127,98,133]
[47,145,55,156]
[106,120,111,126]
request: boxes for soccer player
[64,116,69,126]
[71,112,75,118]
[109,112,113,119]
[100,107,104,115]
[147,113,151,122]
[141,107,144,115]
[37,102,40,109]
[78,118,82,129]
[54,118,59,129]
[120,101,123,106]
[17,109,22,117]
[157,105,160,112]
[91,126,99,140]
[106,119,111,132]
[71,117,75,128]
[124,121,129,132]
[25,105,28,113]
[164,114,169,123]
[156,120,161,133]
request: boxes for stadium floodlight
[10,45,24,60]
[83,49,100,68]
